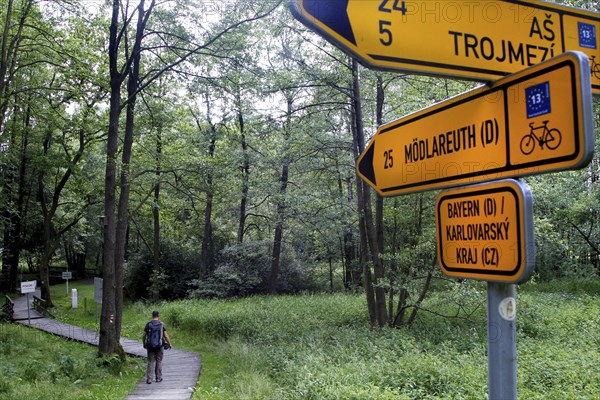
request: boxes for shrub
[125,241,202,300]
[188,240,318,299]
[0,308,11,322]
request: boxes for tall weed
[182,282,600,399]
[0,323,144,399]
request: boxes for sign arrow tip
[358,142,376,187]
[302,0,356,45]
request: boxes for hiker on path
[142,310,172,384]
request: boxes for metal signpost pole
[26,293,31,325]
[487,282,517,400]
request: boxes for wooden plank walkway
[12,291,202,400]
[12,292,45,321]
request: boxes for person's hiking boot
[156,378,163,382]
[146,379,152,384]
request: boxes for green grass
[0,323,145,400]
[22,279,600,399]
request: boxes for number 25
[384,150,394,169]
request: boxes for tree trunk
[338,164,358,290]
[375,75,385,259]
[393,287,409,326]
[151,129,162,301]
[237,108,250,245]
[356,178,376,326]
[38,227,64,308]
[269,161,288,294]
[200,184,214,276]
[0,0,14,116]
[407,271,433,327]
[36,98,86,307]
[65,243,87,279]
[388,198,400,325]
[351,59,387,326]
[38,169,55,306]
[0,0,32,132]
[200,94,216,275]
[362,185,388,325]
[268,95,292,294]
[114,0,147,345]
[343,229,356,289]
[350,70,376,323]
[0,1,31,292]
[0,104,29,293]
[375,75,391,325]
[99,0,123,356]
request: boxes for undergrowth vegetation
[158,280,599,399]
[34,279,600,399]
[0,323,144,400]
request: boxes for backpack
[146,320,164,350]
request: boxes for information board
[94,277,103,304]
[20,280,37,294]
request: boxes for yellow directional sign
[290,0,600,94]
[357,51,594,196]
[436,179,535,283]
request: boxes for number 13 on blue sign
[526,82,551,119]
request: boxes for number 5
[379,20,392,46]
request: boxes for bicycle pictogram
[520,120,562,155]
[591,56,600,80]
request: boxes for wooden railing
[2,295,14,320]
[32,295,53,318]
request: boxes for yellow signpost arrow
[356,51,594,196]
[290,0,600,94]
[436,179,535,283]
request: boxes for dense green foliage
[0,323,144,399]
[41,280,600,399]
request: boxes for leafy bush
[0,308,11,322]
[188,240,271,298]
[188,240,318,299]
[125,241,202,300]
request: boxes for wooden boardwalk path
[12,291,202,400]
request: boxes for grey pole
[487,282,517,400]
[27,293,31,325]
